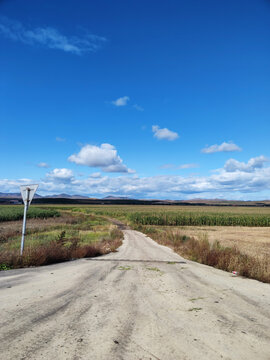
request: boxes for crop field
[0,204,270,282]
[3,204,270,226]
[0,206,60,222]
[62,204,270,226]
[64,204,270,282]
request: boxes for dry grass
[135,225,270,283]
[0,212,80,244]
[0,228,123,269]
[160,226,270,259]
[0,210,123,269]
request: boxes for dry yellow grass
[170,226,270,258]
[0,213,78,242]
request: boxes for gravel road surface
[0,229,269,360]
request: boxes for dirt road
[0,230,269,360]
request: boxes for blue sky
[1,0,270,199]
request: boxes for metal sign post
[20,184,38,256]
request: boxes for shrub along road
[0,229,269,359]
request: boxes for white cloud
[68,143,135,173]
[133,104,144,112]
[152,125,179,141]
[37,162,50,168]
[3,156,270,200]
[46,168,74,183]
[201,141,242,154]
[0,16,107,55]
[90,172,101,178]
[178,163,199,169]
[224,156,269,173]
[112,96,130,107]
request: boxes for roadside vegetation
[70,205,270,283]
[0,207,123,269]
[1,204,270,283]
[133,224,270,283]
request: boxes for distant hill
[102,196,131,200]
[0,192,88,200]
[46,193,90,199]
[0,192,42,199]
[0,192,269,207]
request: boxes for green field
[64,204,270,227]
[0,206,60,222]
[2,204,270,227]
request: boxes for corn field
[0,206,60,222]
[128,212,270,227]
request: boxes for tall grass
[129,212,270,227]
[0,228,123,269]
[0,207,60,222]
[135,225,270,283]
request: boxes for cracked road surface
[0,230,270,359]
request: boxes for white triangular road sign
[20,184,39,205]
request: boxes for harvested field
[166,226,270,258]
[134,224,270,283]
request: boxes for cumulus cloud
[112,96,130,107]
[68,143,135,173]
[224,156,269,173]
[0,16,107,55]
[90,172,101,178]
[152,125,179,141]
[46,168,74,183]
[37,162,50,168]
[3,156,270,199]
[201,141,242,154]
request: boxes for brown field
[171,226,270,258]
[0,212,78,243]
